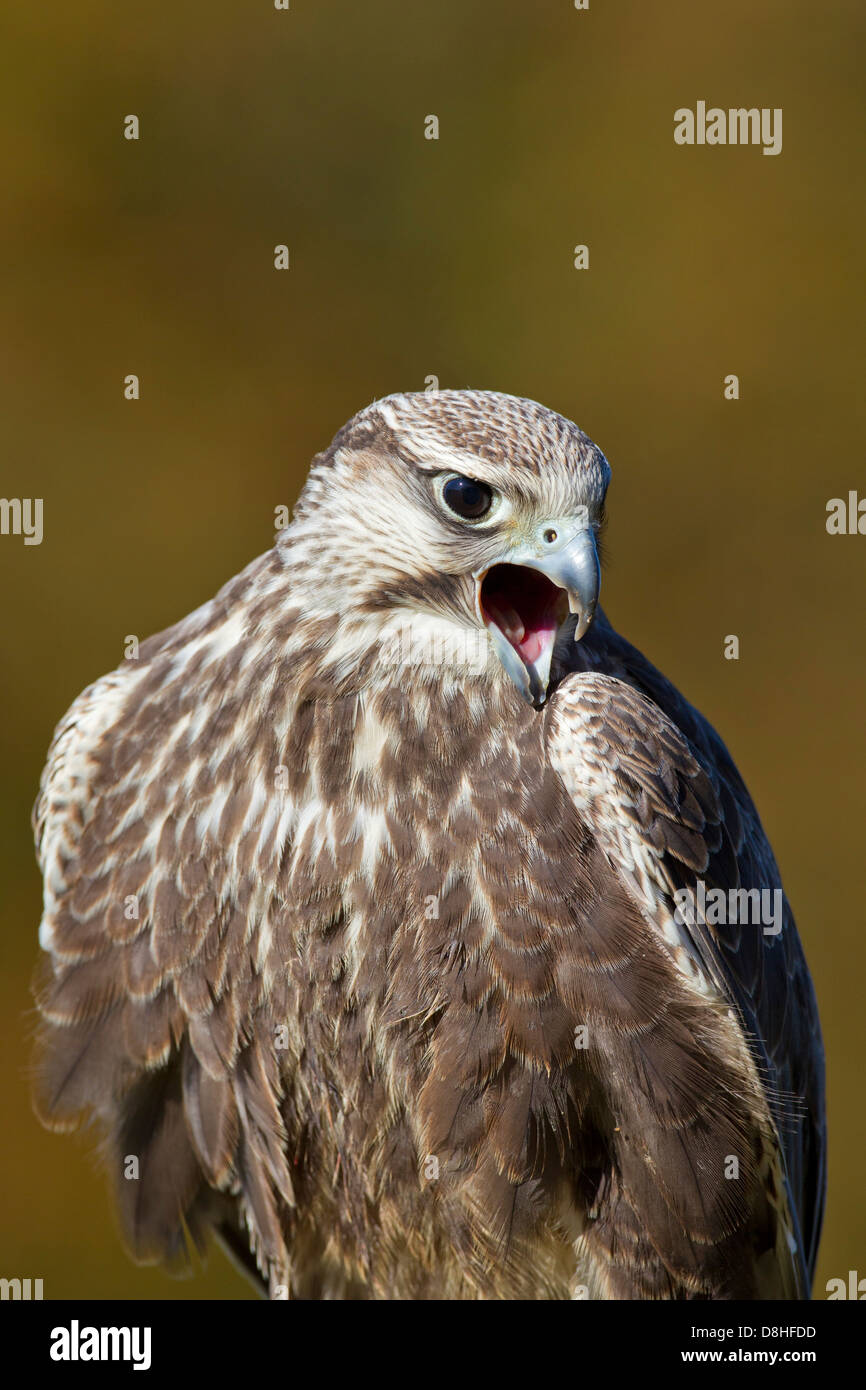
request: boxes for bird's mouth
[474,525,600,708]
[479,565,570,667]
[477,564,573,708]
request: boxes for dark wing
[613,634,827,1282]
[547,658,825,1295]
[32,605,298,1294]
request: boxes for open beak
[475,523,600,708]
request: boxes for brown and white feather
[32,390,825,1299]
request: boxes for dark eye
[442,475,493,520]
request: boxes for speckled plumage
[32,391,825,1299]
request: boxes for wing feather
[32,562,297,1291]
[547,657,825,1295]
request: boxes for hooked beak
[475,522,600,708]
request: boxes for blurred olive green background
[1,0,863,1299]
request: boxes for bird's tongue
[482,595,550,665]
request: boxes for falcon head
[286,390,611,707]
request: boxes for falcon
[32,390,825,1299]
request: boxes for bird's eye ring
[441,474,494,521]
